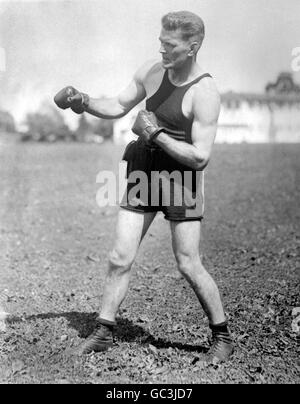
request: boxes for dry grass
[0,138,299,384]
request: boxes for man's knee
[108,248,135,273]
[175,252,202,277]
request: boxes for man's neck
[168,59,203,86]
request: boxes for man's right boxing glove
[132,110,165,144]
[54,86,90,114]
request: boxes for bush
[75,115,113,142]
[24,105,73,142]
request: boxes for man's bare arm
[153,80,221,170]
[85,61,155,119]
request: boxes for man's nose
[159,44,166,54]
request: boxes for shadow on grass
[117,318,208,353]
[7,312,207,353]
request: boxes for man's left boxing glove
[132,110,165,143]
[54,86,90,114]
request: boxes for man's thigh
[113,209,157,258]
[170,220,202,258]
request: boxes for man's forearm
[85,97,127,120]
[154,132,208,171]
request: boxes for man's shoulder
[192,75,221,106]
[194,73,219,94]
[134,60,164,83]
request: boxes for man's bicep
[118,77,146,113]
[191,85,220,157]
[117,60,158,115]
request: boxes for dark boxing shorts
[120,138,204,221]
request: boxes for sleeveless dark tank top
[146,70,212,144]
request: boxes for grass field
[0,137,299,384]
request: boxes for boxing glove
[132,110,165,143]
[54,86,90,114]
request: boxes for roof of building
[221,72,300,105]
[221,92,300,104]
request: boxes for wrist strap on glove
[73,93,89,112]
[81,93,90,110]
[69,92,90,114]
[149,128,165,143]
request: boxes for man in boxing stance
[54,11,234,362]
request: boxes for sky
[0,0,300,124]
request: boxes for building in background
[219,72,300,143]
[113,73,300,144]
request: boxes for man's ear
[188,41,200,57]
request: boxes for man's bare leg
[170,220,226,324]
[100,209,157,322]
[74,209,156,354]
[170,220,234,361]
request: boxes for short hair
[162,11,205,44]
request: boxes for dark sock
[209,321,230,335]
[97,317,116,329]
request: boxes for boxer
[55,11,234,362]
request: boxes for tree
[76,114,91,141]
[0,110,16,133]
[93,118,114,140]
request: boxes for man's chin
[162,60,173,69]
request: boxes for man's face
[159,28,194,69]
